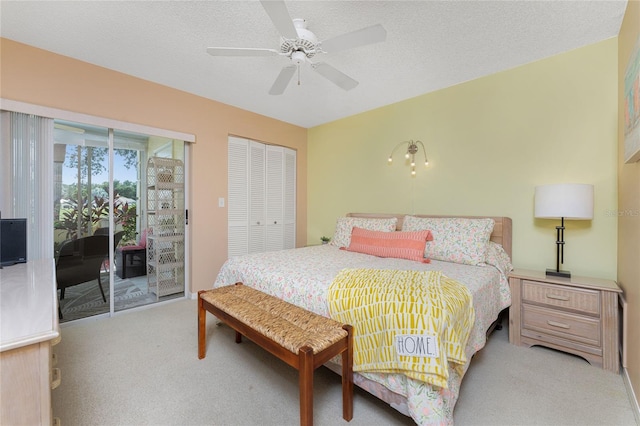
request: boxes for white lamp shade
[534,183,594,220]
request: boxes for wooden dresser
[508,268,622,373]
[1,259,61,425]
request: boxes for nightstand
[508,269,622,373]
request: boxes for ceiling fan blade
[260,0,298,40]
[312,62,358,91]
[320,24,387,53]
[207,47,280,57]
[269,65,296,95]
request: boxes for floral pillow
[485,241,513,276]
[330,216,398,248]
[342,227,433,263]
[402,216,495,265]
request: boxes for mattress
[213,244,511,425]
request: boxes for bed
[213,213,513,425]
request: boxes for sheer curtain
[0,111,54,261]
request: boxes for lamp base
[546,268,571,279]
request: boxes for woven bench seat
[198,283,353,426]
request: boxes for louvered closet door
[283,148,296,249]
[227,137,249,257]
[265,146,284,251]
[228,137,296,257]
[248,141,266,253]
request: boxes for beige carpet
[52,298,638,426]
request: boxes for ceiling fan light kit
[207,0,386,95]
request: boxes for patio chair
[94,228,125,273]
[94,227,125,246]
[56,235,110,318]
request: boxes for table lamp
[534,183,594,278]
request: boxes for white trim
[184,143,192,298]
[0,98,196,143]
[622,367,640,425]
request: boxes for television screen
[0,218,27,266]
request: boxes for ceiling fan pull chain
[297,64,301,86]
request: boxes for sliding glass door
[54,123,111,320]
[53,120,186,322]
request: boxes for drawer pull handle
[547,320,570,329]
[546,293,570,301]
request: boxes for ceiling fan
[206,1,387,95]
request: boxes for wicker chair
[93,228,125,274]
[55,235,110,318]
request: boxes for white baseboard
[622,367,640,425]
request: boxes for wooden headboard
[346,213,513,260]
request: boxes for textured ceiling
[0,1,628,128]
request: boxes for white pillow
[402,216,494,265]
[330,216,398,248]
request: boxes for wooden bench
[198,283,353,426]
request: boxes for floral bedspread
[213,245,511,425]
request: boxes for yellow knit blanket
[327,269,475,389]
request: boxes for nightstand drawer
[522,280,600,316]
[522,304,601,347]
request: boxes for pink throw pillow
[342,227,433,263]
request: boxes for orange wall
[618,0,640,410]
[0,38,308,294]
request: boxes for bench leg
[299,346,314,426]
[198,291,206,359]
[342,325,354,421]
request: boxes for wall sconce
[387,140,428,176]
[534,183,594,278]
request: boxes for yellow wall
[0,38,308,294]
[618,0,640,410]
[309,38,619,281]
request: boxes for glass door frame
[1,98,195,322]
[55,122,189,320]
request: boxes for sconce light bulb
[405,152,410,159]
[425,161,429,166]
[411,169,416,176]
[388,156,393,163]
[410,161,415,167]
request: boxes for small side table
[115,247,147,279]
[508,268,622,373]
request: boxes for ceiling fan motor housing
[280,18,318,58]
